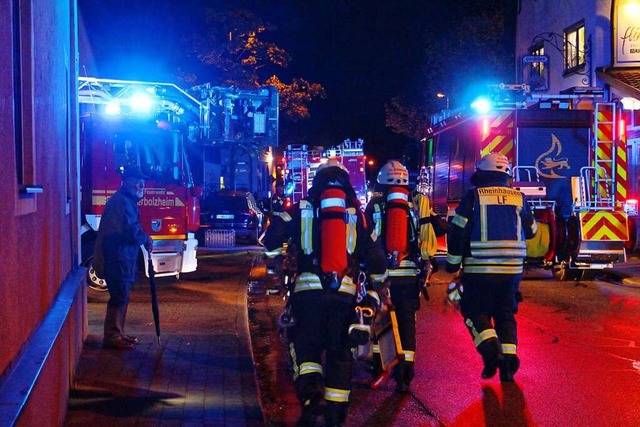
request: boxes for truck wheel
[84,256,108,292]
[555,217,568,262]
[552,261,583,281]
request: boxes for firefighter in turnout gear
[262,158,388,427]
[446,153,537,382]
[365,160,448,393]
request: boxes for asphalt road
[374,268,640,426]
[250,262,640,426]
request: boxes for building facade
[0,1,85,426]
[515,0,640,230]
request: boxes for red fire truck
[422,84,639,280]
[78,77,204,290]
[282,139,368,207]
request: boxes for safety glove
[372,279,394,310]
[445,279,463,309]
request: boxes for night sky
[79,1,512,164]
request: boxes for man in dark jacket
[94,167,153,350]
[263,159,388,427]
[446,153,537,381]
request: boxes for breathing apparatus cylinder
[320,187,348,277]
[385,186,410,266]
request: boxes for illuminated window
[564,21,585,74]
[525,42,549,91]
[530,43,545,80]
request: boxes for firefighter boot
[499,354,520,382]
[296,393,326,427]
[325,401,348,427]
[479,338,504,379]
[393,362,414,393]
[370,343,383,379]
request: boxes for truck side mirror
[192,186,204,198]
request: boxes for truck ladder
[590,102,618,209]
[285,145,308,203]
[304,147,324,194]
[577,166,614,210]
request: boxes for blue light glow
[130,92,154,114]
[471,97,492,114]
[285,182,295,195]
[104,100,121,116]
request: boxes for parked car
[200,191,264,244]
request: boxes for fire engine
[189,83,279,196]
[421,84,639,280]
[282,139,368,207]
[78,77,204,290]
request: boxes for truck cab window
[114,130,182,184]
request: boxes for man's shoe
[122,335,139,344]
[499,355,520,382]
[103,337,135,350]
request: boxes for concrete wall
[0,0,85,425]
[515,0,612,93]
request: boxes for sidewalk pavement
[64,249,265,427]
[606,254,640,286]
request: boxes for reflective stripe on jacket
[366,195,422,278]
[447,184,537,275]
[262,194,388,296]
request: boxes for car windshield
[216,196,248,211]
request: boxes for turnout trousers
[389,277,420,384]
[289,289,355,425]
[459,272,521,361]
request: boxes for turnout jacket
[263,196,388,296]
[446,182,537,275]
[366,193,413,278]
[365,190,448,278]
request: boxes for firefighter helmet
[377,160,409,186]
[316,158,348,174]
[313,158,350,188]
[476,153,512,176]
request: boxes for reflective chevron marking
[580,211,629,241]
[481,112,515,163]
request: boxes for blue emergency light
[471,97,493,114]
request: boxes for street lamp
[436,92,449,110]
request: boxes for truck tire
[552,260,583,281]
[627,216,640,254]
[81,230,108,291]
[554,216,569,262]
[84,256,109,292]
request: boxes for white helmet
[316,157,348,175]
[476,153,512,176]
[377,160,409,186]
